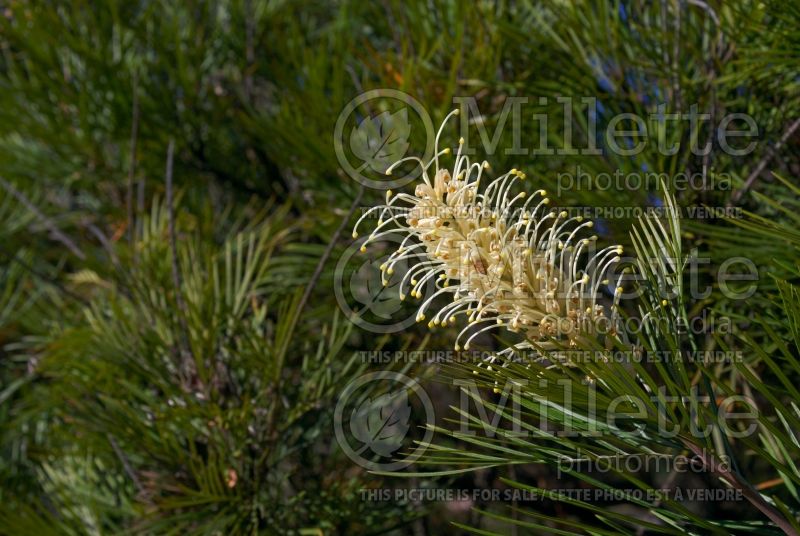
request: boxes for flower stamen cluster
[353,110,624,353]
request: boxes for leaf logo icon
[334,371,435,470]
[349,109,411,174]
[350,389,412,457]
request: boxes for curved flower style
[353,110,624,355]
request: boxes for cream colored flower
[353,110,624,354]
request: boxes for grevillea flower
[353,110,625,355]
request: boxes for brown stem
[729,117,800,206]
[165,140,198,385]
[0,176,85,260]
[682,439,798,536]
[261,186,365,464]
[108,433,150,503]
[126,71,140,253]
[295,185,365,319]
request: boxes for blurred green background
[0,1,798,534]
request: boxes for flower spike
[353,111,624,353]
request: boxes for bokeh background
[0,1,798,534]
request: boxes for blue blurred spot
[593,218,610,236]
[647,193,664,208]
